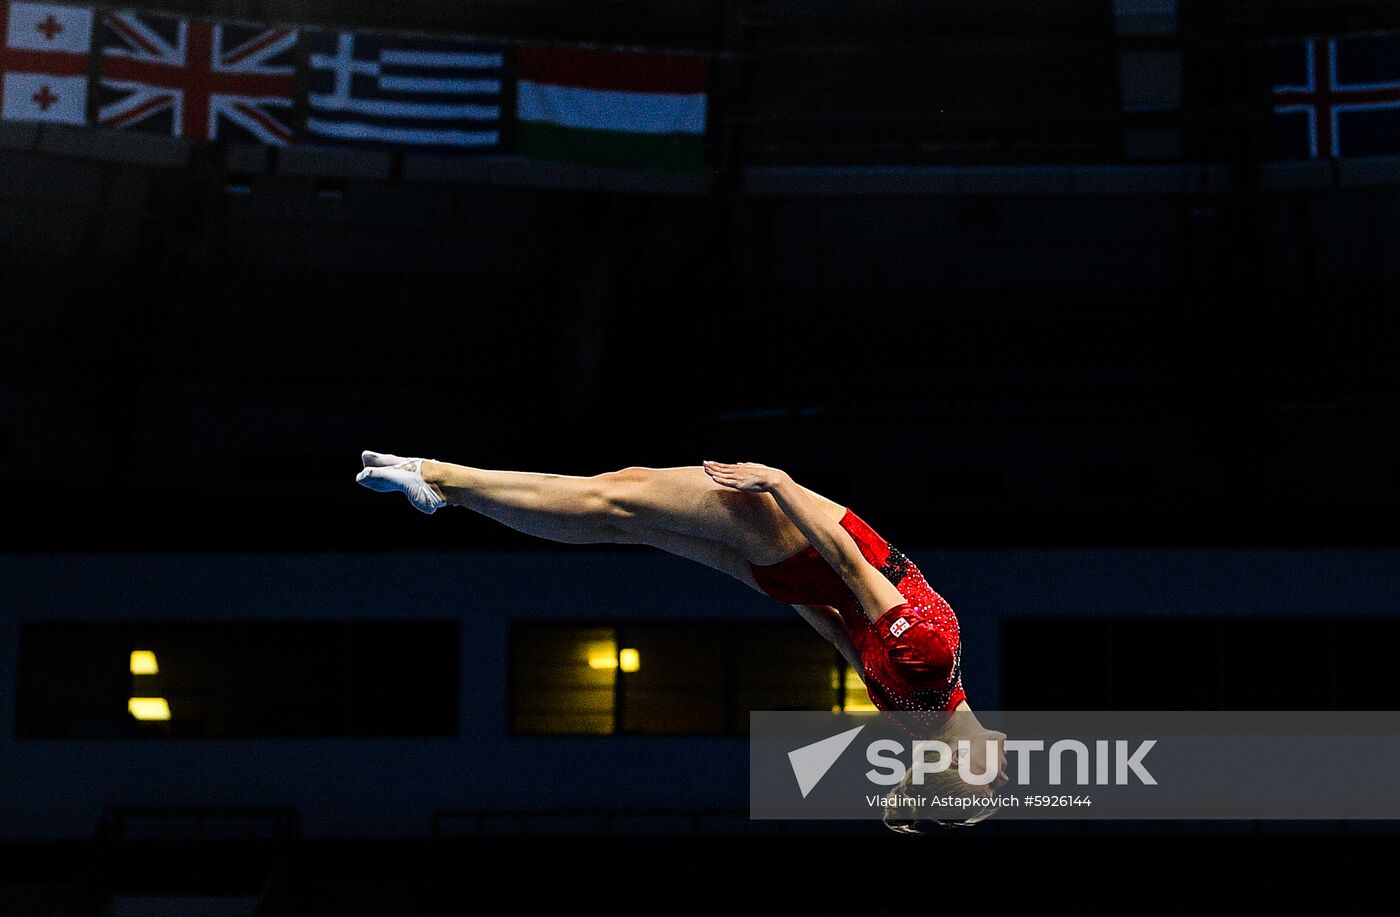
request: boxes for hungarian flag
[1272,34,1400,158]
[0,2,92,124]
[515,45,708,170]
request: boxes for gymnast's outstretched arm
[704,461,907,625]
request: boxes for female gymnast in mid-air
[355,450,1008,828]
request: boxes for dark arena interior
[3,0,1400,914]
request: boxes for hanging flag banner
[515,44,708,170]
[1271,34,1400,159]
[0,1,93,124]
[7,4,717,169]
[97,9,297,143]
[301,29,504,151]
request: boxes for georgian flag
[0,2,92,124]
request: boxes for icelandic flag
[1272,33,1400,159]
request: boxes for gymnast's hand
[702,460,789,493]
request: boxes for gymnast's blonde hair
[882,736,1002,834]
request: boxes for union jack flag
[98,10,297,143]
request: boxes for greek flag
[302,29,503,150]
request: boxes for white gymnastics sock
[356,450,447,514]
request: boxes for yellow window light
[129,650,159,675]
[586,640,619,669]
[618,648,640,673]
[843,667,878,712]
[128,697,171,721]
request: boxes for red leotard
[748,507,967,713]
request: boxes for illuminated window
[510,621,851,736]
[731,621,846,727]
[840,664,878,713]
[619,624,727,733]
[129,650,159,675]
[510,626,618,735]
[16,621,459,738]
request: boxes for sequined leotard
[747,508,966,712]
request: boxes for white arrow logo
[787,724,866,798]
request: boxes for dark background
[3,0,1400,914]
[2,0,1399,554]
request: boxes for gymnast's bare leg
[354,451,845,587]
[356,451,861,667]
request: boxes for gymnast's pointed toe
[361,449,408,468]
[355,459,446,514]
